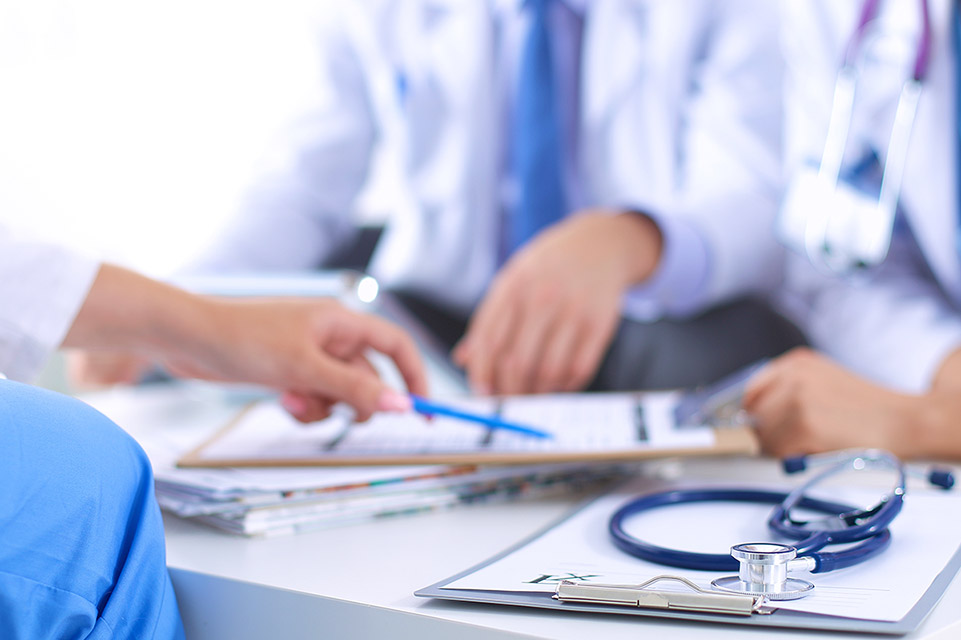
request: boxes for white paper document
[443,477,961,623]
[186,392,717,465]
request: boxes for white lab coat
[197,0,785,319]
[779,0,961,393]
[0,226,99,382]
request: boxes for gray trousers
[393,292,806,392]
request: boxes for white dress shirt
[192,0,782,321]
[494,0,709,313]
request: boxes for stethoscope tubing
[608,488,894,573]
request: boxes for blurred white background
[0,0,380,278]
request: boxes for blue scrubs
[0,380,184,639]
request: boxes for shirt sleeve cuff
[620,211,711,321]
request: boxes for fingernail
[280,394,307,415]
[376,388,413,412]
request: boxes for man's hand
[743,348,918,458]
[452,210,661,395]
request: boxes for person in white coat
[188,0,803,396]
[744,0,961,459]
[0,227,426,637]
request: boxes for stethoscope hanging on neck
[778,0,932,275]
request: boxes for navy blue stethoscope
[609,450,954,600]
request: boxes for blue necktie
[510,0,566,254]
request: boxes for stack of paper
[155,389,754,535]
[85,383,747,537]
[82,384,640,537]
[155,462,632,536]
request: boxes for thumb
[451,337,471,366]
[741,363,775,412]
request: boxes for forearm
[60,263,426,419]
[62,264,216,357]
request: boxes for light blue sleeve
[621,213,710,321]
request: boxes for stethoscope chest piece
[710,543,814,601]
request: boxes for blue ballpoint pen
[409,395,553,440]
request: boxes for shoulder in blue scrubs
[0,379,184,639]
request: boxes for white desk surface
[84,385,961,640]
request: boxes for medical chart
[442,476,961,623]
[178,392,753,467]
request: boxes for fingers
[457,270,620,395]
[503,298,614,395]
[345,312,430,398]
[562,312,619,392]
[742,361,776,411]
[276,303,426,422]
[746,375,798,457]
[457,279,519,395]
[742,352,817,458]
[460,299,614,395]
[280,391,335,424]
[532,314,580,393]
[493,290,556,394]
[299,353,409,421]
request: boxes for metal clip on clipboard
[553,576,772,616]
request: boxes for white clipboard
[416,478,961,634]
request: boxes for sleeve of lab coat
[636,0,786,317]
[189,6,378,274]
[776,0,961,393]
[0,226,99,382]
[783,240,961,394]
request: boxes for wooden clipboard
[177,392,759,468]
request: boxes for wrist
[887,394,928,459]
[149,291,222,359]
[611,211,663,287]
[909,391,961,461]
